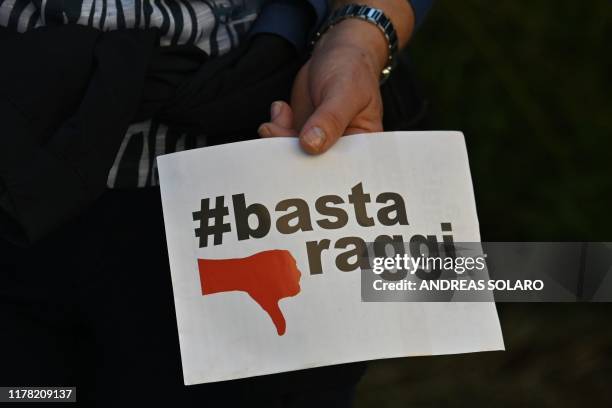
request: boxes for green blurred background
[356,1,612,406]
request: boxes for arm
[249,0,329,51]
[258,0,430,154]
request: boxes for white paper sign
[157,131,504,385]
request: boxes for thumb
[260,300,287,336]
[299,94,361,155]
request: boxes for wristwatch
[311,4,399,83]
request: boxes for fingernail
[271,102,282,120]
[258,124,271,138]
[302,127,326,150]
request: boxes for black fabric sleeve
[0,26,158,245]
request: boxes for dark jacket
[0,25,299,245]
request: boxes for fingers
[258,101,296,138]
[258,97,382,147]
[270,101,293,129]
[258,122,295,138]
[344,121,383,136]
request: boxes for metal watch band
[311,4,399,83]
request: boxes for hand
[258,19,387,154]
[257,0,415,155]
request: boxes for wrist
[313,18,389,78]
[331,0,415,48]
